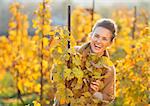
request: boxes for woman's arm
[92,66,116,105]
[102,66,116,102]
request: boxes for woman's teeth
[94,44,101,49]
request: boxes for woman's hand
[90,80,101,92]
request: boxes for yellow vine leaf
[43,25,51,35]
[42,37,49,47]
[33,101,41,106]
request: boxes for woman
[75,18,117,106]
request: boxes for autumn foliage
[0,1,149,106]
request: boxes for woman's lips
[94,44,102,50]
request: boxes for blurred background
[0,0,150,35]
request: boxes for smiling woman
[75,18,117,106]
[89,19,117,56]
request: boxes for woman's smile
[94,43,102,50]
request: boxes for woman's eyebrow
[95,33,110,38]
[95,33,100,36]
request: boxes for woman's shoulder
[74,42,90,54]
[74,46,80,52]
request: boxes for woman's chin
[92,48,103,54]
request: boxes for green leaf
[67,73,75,81]
[73,55,81,66]
[92,71,101,79]
[66,88,73,97]
[74,78,83,89]
[85,61,91,68]
[82,92,91,97]
[64,68,72,79]
[73,67,84,79]
[100,56,114,66]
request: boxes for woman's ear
[111,37,116,44]
[107,37,115,49]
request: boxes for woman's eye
[94,34,99,38]
[102,37,108,41]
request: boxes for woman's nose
[95,38,102,43]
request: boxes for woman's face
[90,26,113,54]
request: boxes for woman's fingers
[96,80,101,85]
[90,80,102,92]
[91,81,99,86]
[91,80,101,86]
[90,84,97,91]
[90,84,99,92]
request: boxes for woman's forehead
[93,26,112,37]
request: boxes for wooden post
[91,0,95,29]
[132,6,137,39]
[68,5,71,49]
[40,0,46,103]
[66,4,71,106]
